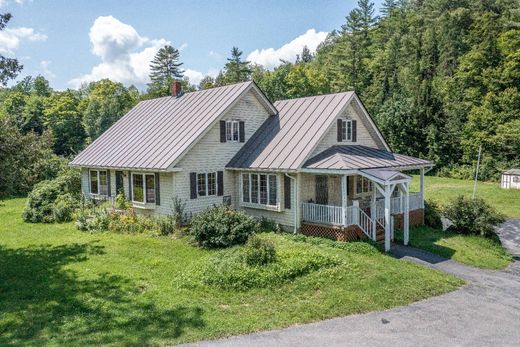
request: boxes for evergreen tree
[148,45,184,97]
[300,45,313,63]
[224,47,252,84]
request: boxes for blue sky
[1,0,382,90]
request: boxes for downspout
[285,173,298,233]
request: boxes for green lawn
[396,227,513,270]
[411,175,520,219]
[0,198,463,346]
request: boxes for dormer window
[226,121,239,142]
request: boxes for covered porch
[298,145,432,251]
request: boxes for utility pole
[472,144,482,199]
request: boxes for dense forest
[1,0,519,198]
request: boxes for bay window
[242,173,278,207]
[132,173,156,203]
[89,170,108,196]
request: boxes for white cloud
[247,29,328,69]
[0,0,30,8]
[0,27,47,55]
[40,60,56,79]
[184,69,204,85]
[69,16,193,89]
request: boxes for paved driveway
[496,220,520,257]
[189,225,520,347]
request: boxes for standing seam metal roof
[71,81,274,170]
[227,91,356,170]
[302,145,432,170]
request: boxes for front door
[315,175,328,205]
[115,171,124,195]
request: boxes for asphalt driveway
[189,222,520,347]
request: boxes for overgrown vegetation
[22,168,81,223]
[189,206,259,248]
[424,199,443,229]
[443,195,505,237]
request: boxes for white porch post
[384,185,391,252]
[371,186,377,241]
[403,182,410,246]
[352,200,359,225]
[420,167,425,209]
[341,175,347,226]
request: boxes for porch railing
[375,192,422,218]
[302,203,344,226]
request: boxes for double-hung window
[89,170,108,195]
[132,173,156,203]
[226,120,239,142]
[341,119,353,141]
[242,173,278,207]
[197,172,217,197]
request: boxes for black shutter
[239,121,245,142]
[217,171,224,196]
[284,175,291,209]
[107,170,111,197]
[128,171,132,201]
[220,120,226,142]
[352,120,357,142]
[155,172,160,205]
[337,119,343,142]
[190,172,197,199]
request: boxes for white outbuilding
[501,169,520,189]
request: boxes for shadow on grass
[395,227,456,261]
[0,241,204,346]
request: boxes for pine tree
[224,47,252,84]
[148,45,184,96]
[300,45,313,63]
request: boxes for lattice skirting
[300,223,367,242]
[393,208,424,230]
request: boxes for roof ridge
[143,81,253,102]
[274,90,354,104]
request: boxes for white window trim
[225,120,239,142]
[196,172,218,198]
[354,175,373,197]
[240,172,280,211]
[341,119,353,142]
[131,172,156,206]
[89,169,108,197]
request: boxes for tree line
[1,0,519,197]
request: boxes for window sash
[131,173,156,203]
[99,171,108,195]
[356,176,372,195]
[242,173,277,207]
[132,174,144,203]
[342,120,352,141]
[196,172,218,197]
[90,170,99,195]
[90,170,108,196]
[226,121,239,141]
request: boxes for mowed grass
[0,198,463,346]
[411,175,520,219]
[396,227,512,270]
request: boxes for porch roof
[303,145,432,171]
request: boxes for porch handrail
[302,202,344,226]
[358,208,373,239]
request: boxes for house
[71,81,433,251]
[501,169,520,189]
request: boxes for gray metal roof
[227,91,359,170]
[504,168,520,175]
[303,145,432,170]
[71,81,276,170]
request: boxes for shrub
[424,199,443,229]
[242,235,277,266]
[155,215,176,235]
[115,193,131,210]
[22,168,81,223]
[443,195,505,237]
[170,196,187,228]
[189,206,259,248]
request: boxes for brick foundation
[393,208,424,230]
[300,222,368,241]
